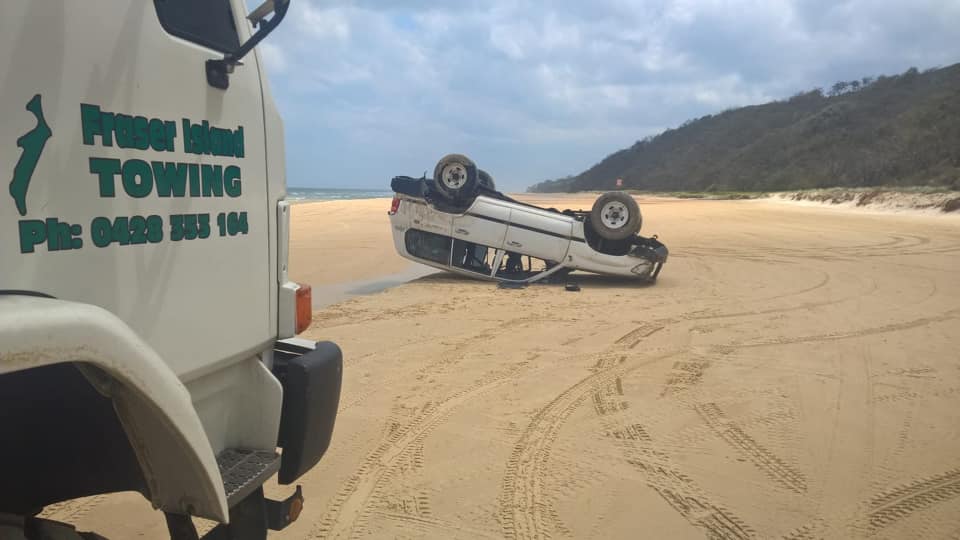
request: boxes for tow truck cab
[0,1,341,538]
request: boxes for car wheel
[589,191,641,241]
[433,154,479,202]
[478,169,496,191]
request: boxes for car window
[452,239,498,275]
[405,229,452,265]
[154,0,241,53]
[494,252,554,279]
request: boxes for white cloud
[489,24,527,60]
[298,4,351,41]
[691,74,772,108]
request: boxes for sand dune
[62,195,960,539]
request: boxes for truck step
[216,448,280,507]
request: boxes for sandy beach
[288,198,409,287]
[59,194,960,539]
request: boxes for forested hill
[528,64,960,193]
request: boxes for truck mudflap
[164,339,342,540]
[273,338,343,484]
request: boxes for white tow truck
[0,2,342,539]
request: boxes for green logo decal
[9,94,52,216]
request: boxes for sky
[251,0,960,192]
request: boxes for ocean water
[287,187,394,201]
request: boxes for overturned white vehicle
[388,154,668,284]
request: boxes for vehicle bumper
[391,175,431,198]
[628,237,668,280]
[272,338,343,484]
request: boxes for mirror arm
[206,0,290,90]
[248,0,281,27]
[227,0,289,65]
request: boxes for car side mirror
[206,0,291,90]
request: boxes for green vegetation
[528,64,960,193]
[527,175,577,193]
[777,187,960,212]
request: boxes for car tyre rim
[441,164,468,190]
[600,201,629,229]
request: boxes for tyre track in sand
[498,345,677,540]
[614,323,664,349]
[780,520,825,540]
[694,402,807,494]
[684,231,937,262]
[826,233,931,258]
[39,495,107,523]
[593,361,757,539]
[336,316,539,413]
[681,272,876,324]
[310,359,532,539]
[867,468,960,533]
[734,308,960,349]
[760,269,831,302]
[493,277,955,539]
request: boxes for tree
[861,76,874,87]
[829,81,850,96]
[850,80,861,92]
[789,88,825,102]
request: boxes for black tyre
[589,191,641,241]
[478,169,496,191]
[433,154,479,202]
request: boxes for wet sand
[61,195,960,539]
[288,198,411,287]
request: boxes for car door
[452,197,509,248]
[448,198,508,276]
[504,206,573,263]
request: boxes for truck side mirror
[206,0,291,90]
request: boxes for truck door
[0,1,271,377]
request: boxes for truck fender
[0,295,228,522]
